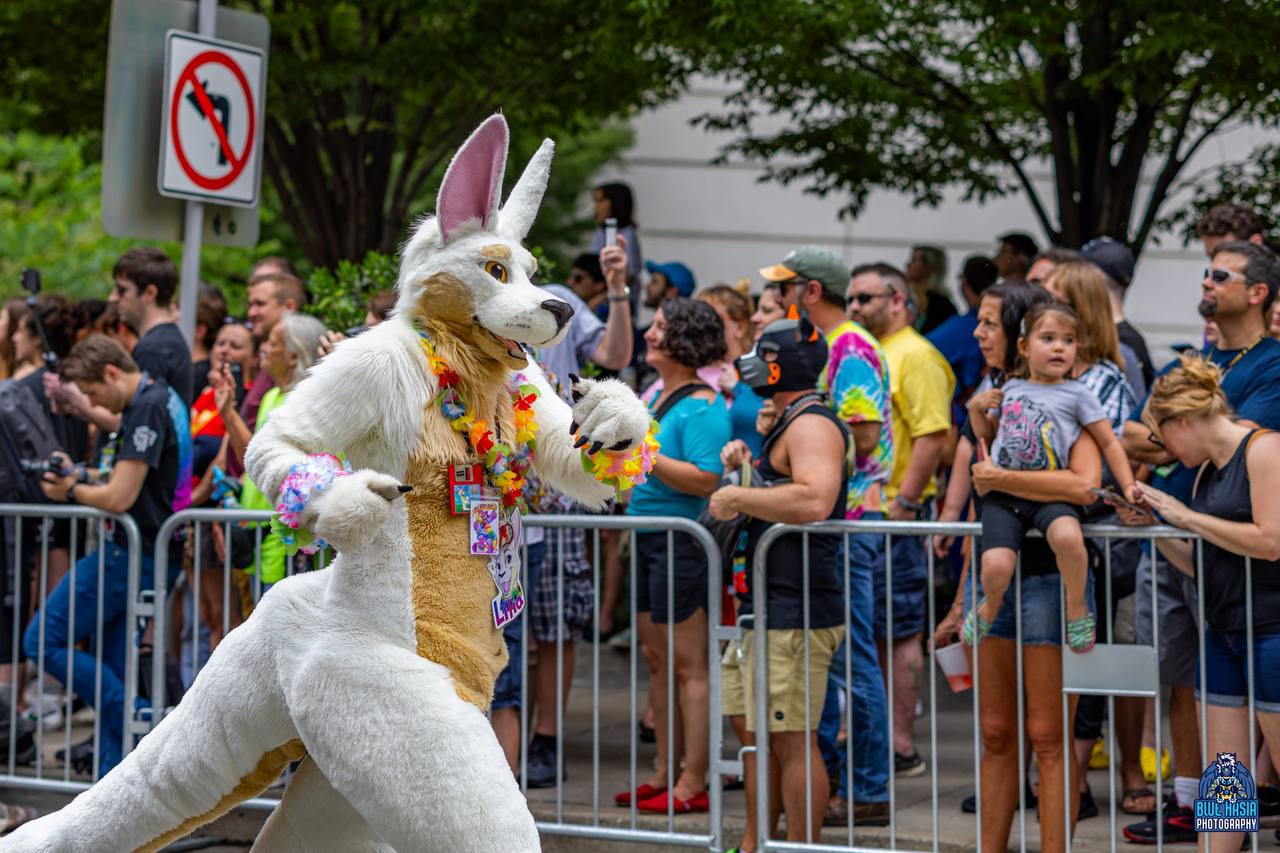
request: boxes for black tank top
[1190,430,1280,634]
[738,400,849,630]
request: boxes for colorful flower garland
[579,420,660,494]
[420,334,539,509]
[273,452,351,555]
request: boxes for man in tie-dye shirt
[759,246,893,825]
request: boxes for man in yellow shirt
[846,262,955,778]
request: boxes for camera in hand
[19,455,71,478]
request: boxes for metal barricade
[745,519,1239,853]
[0,503,143,794]
[517,514,725,851]
[143,509,727,850]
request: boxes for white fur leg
[286,645,540,853]
[3,621,295,852]
[251,757,393,853]
[307,470,407,553]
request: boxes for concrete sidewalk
[3,644,1279,851]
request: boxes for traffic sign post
[155,2,266,347]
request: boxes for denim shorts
[962,565,1096,646]
[1197,628,1280,713]
[635,531,708,624]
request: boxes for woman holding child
[934,280,1108,852]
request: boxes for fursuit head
[6,114,652,853]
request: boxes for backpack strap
[652,382,713,422]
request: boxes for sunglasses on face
[1205,268,1248,286]
[1147,430,1166,451]
[846,291,894,307]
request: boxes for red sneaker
[637,789,710,814]
[614,783,665,807]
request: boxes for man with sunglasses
[1118,240,1280,844]
[758,247,894,825]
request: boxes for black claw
[573,435,589,449]
[398,484,413,493]
[609,439,633,452]
[569,420,579,435]
[588,441,604,455]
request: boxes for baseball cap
[759,246,850,297]
[644,260,696,297]
[1080,236,1135,289]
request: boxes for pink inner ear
[437,115,508,243]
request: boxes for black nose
[541,299,574,330]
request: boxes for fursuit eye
[483,260,509,283]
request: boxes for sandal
[0,803,37,835]
[961,601,992,646]
[1065,613,1096,653]
[1122,787,1157,815]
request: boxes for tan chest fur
[404,347,517,712]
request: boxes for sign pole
[177,0,218,348]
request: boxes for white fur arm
[245,325,425,499]
[523,365,651,510]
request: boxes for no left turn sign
[158,31,266,207]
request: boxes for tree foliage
[0,132,283,308]
[252,0,684,267]
[648,0,1280,256]
[1,1,682,270]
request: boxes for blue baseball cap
[644,260,696,297]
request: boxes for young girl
[964,302,1139,652]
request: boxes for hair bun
[1177,352,1223,390]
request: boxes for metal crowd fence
[749,519,1265,853]
[143,510,730,849]
[0,505,1269,853]
[0,503,143,794]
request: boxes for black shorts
[980,493,1080,554]
[635,530,709,625]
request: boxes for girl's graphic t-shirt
[990,378,1105,471]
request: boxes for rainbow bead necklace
[419,333,538,509]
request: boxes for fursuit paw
[306,470,408,553]
[568,375,651,456]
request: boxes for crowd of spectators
[3,184,1280,852]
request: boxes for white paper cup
[935,642,972,693]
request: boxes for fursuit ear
[437,114,509,244]
[497,137,555,241]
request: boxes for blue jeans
[1198,628,1280,713]
[24,544,159,776]
[818,526,890,803]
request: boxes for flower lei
[420,334,538,509]
[579,420,660,494]
[273,452,352,555]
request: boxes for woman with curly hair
[619,297,732,814]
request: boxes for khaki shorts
[729,627,844,733]
[721,640,746,717]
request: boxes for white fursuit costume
[5,115,652,852]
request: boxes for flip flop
[1122,787,1157,815]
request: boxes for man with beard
[1119,240,1280,843]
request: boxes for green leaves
[644,0,1280,256]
